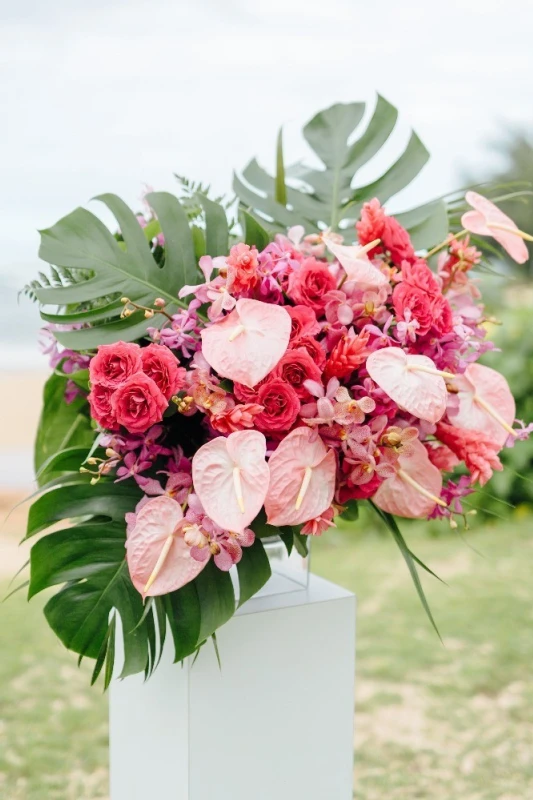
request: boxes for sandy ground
[0,371,47,448]
[0,371,48,576]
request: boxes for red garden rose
[400,259,441,295]
[88,383,119,431]
[111,372,168,434]
[291,334,327,370]
[89,341,142,388]
[233,380,262,403]
[430,294,454,336]
[141,343,186,400]
[392,282,433,336]
[286,305,321,341]
[287,257,336,313]
[254,378,300,433]
[272,348,323,399]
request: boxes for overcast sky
[2,0,533,285]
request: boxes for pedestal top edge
[236,573,355,617]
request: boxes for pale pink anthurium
[192,430,270,533]
[265,427,336,527]
[366,348,453,424]
[461,191,530,264]
[448,363,516,448]
[126,495,207,597]
[201,298,291,388]
[322,230,388,287]
[374,439,445,519]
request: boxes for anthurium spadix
[448,363,516,447]
[322,231,388,287]
[192,430,270,532]
[201,298,291,388]
[126,496,207,597]
[461,191,531,264]
[374,439,445,519]
[366,348,453,424]
[265,427,336,527]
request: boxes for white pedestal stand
[109,574,356,799]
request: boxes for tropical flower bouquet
[23,98,532,685]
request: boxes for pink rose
[254,379,300,433]
[141,343,186,400]
[430,294,454,336]
[272,348,323,399]
[88,383,119,431]
[286,305,321,341]
[291,335,327,370]
[400,259,441,295]
[89,341,142,388]
[111,372,168,434]
[392,282,433,336]
[287,258,336,314]
[233,381,262,403]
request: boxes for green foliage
[369,502,443,639]
[34,373,94,480]
[25,456,275,685]
[234,95,448,249]
[22,264,93,303]
[33,192,230,350]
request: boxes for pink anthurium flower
[366,348,453,424]
[447,363,516,447]
[461,191,531,264]
[265,427,336,527]
[322,230,388,287]
[374,439,445,519]
[126,495,207,597]
[201,298,291,388]
[192,430,270,532]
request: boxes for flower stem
[425,229,467,259]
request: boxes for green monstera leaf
[26,461,272,685]
[34,192,230,351]
[233,94,448,250]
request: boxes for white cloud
[1,0,532,278]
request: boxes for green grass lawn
[1,512,533,799]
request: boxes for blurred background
[1,1,533,797]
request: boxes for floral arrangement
[22,98,532,684]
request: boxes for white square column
[109,575,356,800]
